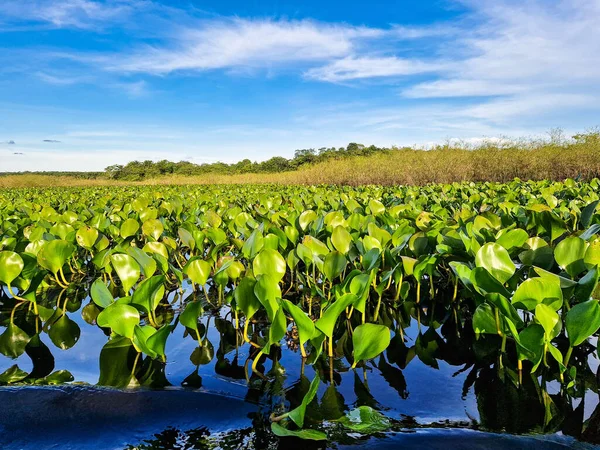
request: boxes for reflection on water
[1,282,600,448]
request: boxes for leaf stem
[563,346,573,367]
[243,319,261,349]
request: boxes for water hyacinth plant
[0,178,600,442]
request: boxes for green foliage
[1,177,600,442]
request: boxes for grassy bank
[2,133,599,187]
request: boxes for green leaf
[268,307,287,349]
[48,314,80,350]
[270,423,326,441]
[75,226,99,249]
[90,278,114,308]
[332,225,352,254]
[475,242,516,284]
[535,303,561,340]
[242,229,264,259]
[581,201,599,228]
[518,237,554,269]
[184,258,212,286]
[98,336,136,388]
[512,277,563,311]
[234,276,260,320]
[283,300,315,346]
[0,251,24,285]
[254,274,281,322]
[97,302,140,339]
[37,240,75,275]
[574,267,599,303]
[368,199,385,215]
[323,251,346,282]
[496,229,529,252]
[0,365,28,384]
[565,300,600,346]
[337,406,391,434]
[146,324,173,358]
[126,246,157,278]
[288,375,320,428]
[131,275,165,313]
[142,218,164,241]
[253,248,287,282]
[349,273,371,314]
[43,369,74,385]
[472,303,499,336]
[517,324,545,365]
[190,339,214,365]
[110,253,141,293]
[303,236,329,258]
[352,323,391,366]
[120,218,140,239]
[298,210,318,231]
[0,323,31,358]
[470,267,511,297]
[133,325,157,358]
[485,293,523,329]
[585,239,600,268]
[180,301,204,332]
[315,293,357,337]
[554,236,588,278]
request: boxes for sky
[0,0,599,172]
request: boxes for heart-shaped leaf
[0,323,31,358]
[110,254,140,293]
[352,323,391,367]
[37,240,75,275]
[184,258,212,286]
[90,278,114,308]
[97,303,140,339]
[566,299,600,347]
[0,251,24,285]
[475,243,516,284]
[555,236,588,278]
[48,315,80,350]
[253,248,286,282]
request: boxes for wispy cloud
[99,18,383,74]
[0,0,140,30]
[36,71,94,85]
[304,56,445,82]
[401,0,600,99]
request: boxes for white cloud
[36,71,94,85]
[304,56,445,82]
[402,0,600,98]
[0,0,138,29]
[103,18,382,74]
[403,79,528,98]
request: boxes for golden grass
[0,175,124,188]
[2,143,599,188]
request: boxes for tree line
[104,143,396,180]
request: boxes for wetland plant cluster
[1,179,600,443]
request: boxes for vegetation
[1,180,600,442]
[2,130,599,187]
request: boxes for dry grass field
[2,135,599,188]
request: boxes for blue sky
[1,0,599,171]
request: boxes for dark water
[1,286,600,449]
[0,386,595,450]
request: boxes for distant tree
[104,164,124,179]
[260,156,291,172]
[346,143,365,155]
[292,148,317,167]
